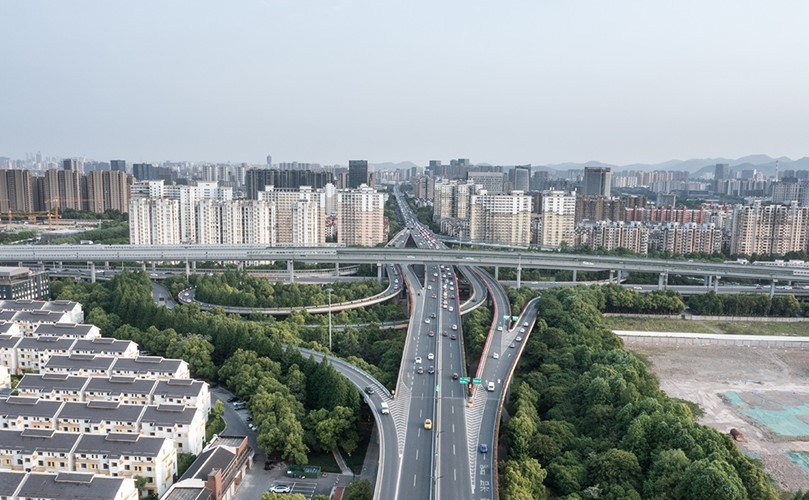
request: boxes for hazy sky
[2,1,808,166]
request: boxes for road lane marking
[416,449,419,461]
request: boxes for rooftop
[154,379,207,398]
[0,396,63,418]
[17,374,89,392]
[74,432,168,459]
[0,429,80,455]
[33,323,97,336]
[44,354,116,371]
[17,472,130,500]
[112,356,185,374]
[85,376,157,396]
[57,401,145,423]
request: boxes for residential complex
[469,191,532,246]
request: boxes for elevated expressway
[2,246,807,286]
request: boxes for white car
[428,353,434,360]
[270,484,291,493]
[497,326,503,332]
[493,352,499,359]
[415,356,422,364]
[424,319,430,324]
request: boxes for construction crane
[6,207,60,230]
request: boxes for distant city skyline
[2,1,808,166]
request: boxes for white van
[487,382,495,392]
[380,402,390,415]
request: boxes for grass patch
[307,451,342,473]
[605,316,809,337]
[343,421,373,475]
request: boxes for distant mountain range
[372,156,809,178]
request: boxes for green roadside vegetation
[49,220,129,244]
[0,230,37,244]
[50,271,402,464]
[688,291,809,317]
[604,316,809,337]
[193,270,387,308]
[499,286,778,499]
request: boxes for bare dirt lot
[625,341,809,492]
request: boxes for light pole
[326,288,334,352]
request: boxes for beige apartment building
[539,190,576,248]
[730,201,809,255]
[336,185,386,246]
[469,190,532,246]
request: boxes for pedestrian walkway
[332,448,353,476]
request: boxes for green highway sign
[459,377,470,384]
[512,316,520,321]
[472,378,482,385]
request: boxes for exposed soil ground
[625,341,809,492]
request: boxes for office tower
[467,172,505,194]
[266,155,272,168]
[0,170,34,213]
[772,179,809,207]
[62,159,79,172]
[469,191,532,246]
[730,201,809,255]
[84,171,132,213]
[583,167,612,197]
[348,160,369,189]
[337,185,386,246]
[540,190,576,248]
[715,163,732,182]
[510,166,531,192]
[133,163,154,180]
[110,160,127,172]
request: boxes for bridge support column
[185,261,190,277]
[713,276,720,292]
[770,280,776,299]
[494,266,499,280]
[141,263,146,272]
[89,262,96,283]
[334,262,340,276]
[151,262,156,272]
[516,265,522,289]
[704,275,710,288]
[192,261,197,271]
[237,261,244,271]
[658,272,668,291]
[38,262,45,272]
[572,269,577,283]
[288,260,294,283]
[104,261,110,270]
[377,262,383,284]
[609,269,615,284]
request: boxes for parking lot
[269,480,318,499]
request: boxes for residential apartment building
[336,185,386,246]
[652,222,724,255]
[164,435,254,500]
[0,268,50,301]
[539,190,576,248]
[0,300,83,324]
[469,190,532,246]
[259,186,325,246]
[128,198,180,245]
[574,221,649,255]
[467,172,504,194]
[730,201,809,255]
[84,171,131,213]
[582,167,612,197]
[0,170,34,213]
[0,470,138,500]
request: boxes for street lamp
[326,288,334,352]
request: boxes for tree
[500,459,548,500]
[643,448,690,499]
[343,480,373,500]
[260,494,306,500]
[170,334,217,379]
[134,475,149,497]
[676,458,747,500]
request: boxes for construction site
[625,339,809,492]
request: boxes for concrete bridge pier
[770,280,776,299]
[572,269,577,283]
[334,262,340,276]
[151,262,156,272]
[192,261,197,272]
[516,265,522,288]
[609,269,615,284]
[494,266,499,280]
[89,262,96,283]
[104,261,110,270]
[288,260,294,283]
[704,275,710,288]
[658,272,668,290]
[713,276,720,292]
[38,262,45,272]
[141,262,146,272]
[377,262,383,284]
[185,261,190,277]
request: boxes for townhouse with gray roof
[32,323,100,339]
[0,321,21,336]
[0,334,22,375]
[140,404,205,454]
[56,401,145,435]
[16,374,89,402]
[83,376,157,406]
[74,433,176,496]
[110,356,190,380]
[42,353,116,377]
[153,379,211,414]
[0,397,62,431]
[14,471,137,499]
[0,429,80,473]
[16,336,77,373]
[0,299,84,323]
[70,338,138,358]
[8,310,74,334]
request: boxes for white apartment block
[1,301,84,324]
[195,199,222,245]
[337,186,386,246]
[128,198,180,245]
[259,186,325,246]
[539,190,576,248]
[730,201,809,255]
[469,190,532,246]
[140,404,206,454]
